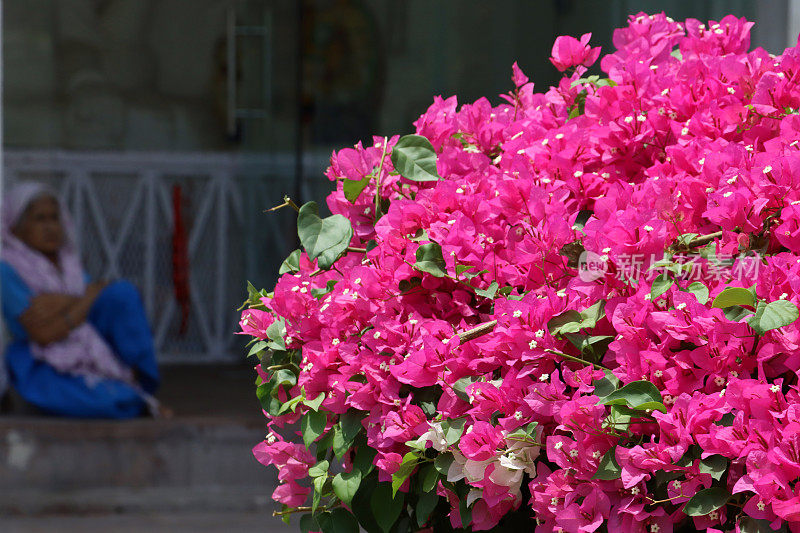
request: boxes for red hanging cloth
[172,185,191,335]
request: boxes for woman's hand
[20,294,77,326]
[86,280,109,302]
[20,282,110,346]
[19,293,77,345]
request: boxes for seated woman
[1,182,163,418]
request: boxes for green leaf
[341,410,366,443]
[723,305,755,322]
[565,334,614,355]
[699,241,717,259]
[738,516,788,533]
[606,404,634,431]
[593,369,620,398]
[371,482,405,533]
[273,369,297,388]
[317,508,360,533]
[434,453,454,475]
[580,300,606,328]
[332,470,362,506]
[245,280,261,302]
[456,264,475,276]
[398,277,422,293]
[699,455,728,481]
[548,301,606,337]
[265,319,287,351]
[277,393,305,415]
[568,90,587,119]
[420,463,439,492]
[353,445,377,477]
[308,459,330,478]
[459,497,472,528]
[256,381,282,415]
[343,176,372,203]
[297,201,354,269]
[685,282,710,305]
[299,514,318,533]
[418,400,437,417]
[415,242,447,277]
[573,210,593,231]
[712,287,756,309]
[474,281,499,299]
[311,280,339,299]
[682,487,731,516]
[600,380,665,412]
[304,392,325,411]
[632,401,668,413]
[749,300,799,334]
[315,429,335,461]
[302,410,327,448]
[452,377,474,402]
[390,134,441,182]
[416,490,439,527]
[441,418,467,446]
[391,452,420,496]
[571,75,600,87]
[671,48,683,60]
[248,340,268,357]
[547,310,583,336]
[651,274,674,300]
[462,268,489,281]
[279,249,302,274]
[593,447,621,480]
[312,472,327,513]
[332,426,351,460]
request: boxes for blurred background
[0,0,794,531]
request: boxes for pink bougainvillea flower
[550,33,601,71]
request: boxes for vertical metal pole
[227,6,237,138]
[790,0,800,48]
[143,171,156,321]
[0,0,3,227]
[0,0,5,376]
[73,171,85,253]
[294,0,305,218]
[215,174,229,358]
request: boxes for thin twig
[458,320,498,343]
[545,349,609,371]
[346,247,368,253]
[683,231,722,249]
[374,137,389,223]
[266,364,294,372]
[267,196,301,213]
[273,506,319,517]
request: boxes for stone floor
[0,364,296,531]
[1,511,294,532]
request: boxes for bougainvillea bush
[241,12,800,532]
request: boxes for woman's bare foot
[158,404,175,419]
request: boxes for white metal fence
[3,149,329,362]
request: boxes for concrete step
[0,364,282,516]
[1,511,293,533]
[0,416,278,515]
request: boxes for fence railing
[3,149,329,362]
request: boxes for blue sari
[1,262,160,418]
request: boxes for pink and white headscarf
[1,182,133,384]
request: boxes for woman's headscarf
[1,182,133,385]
